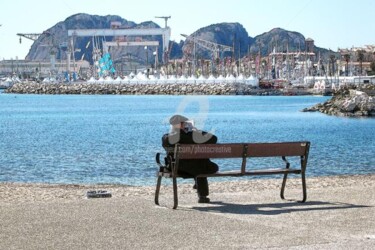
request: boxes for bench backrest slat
[246,142,309,157]
[175,142,309,160]
[175,144,244,159]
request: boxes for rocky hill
[182,22,253,60]
[250,28,307,55]
[250,27,332,59]
[26,13,330,64]
[26,13,180,65]
[27,14,133,63]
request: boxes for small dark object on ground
[86,190,112,198]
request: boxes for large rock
[302,86,375,117]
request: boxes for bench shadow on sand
[188,200,371,215]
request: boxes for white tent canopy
[245,75,259,87]
[225,74,236,84]
[186,75,197,84]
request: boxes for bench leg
[280,173,307,203]
[155,175,162,206]
[280,173,288,200]
[155,174,179,209]
[300,172,307,203]
[172,177,178,209]
[281,172,307,203]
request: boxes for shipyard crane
[181,33,233,60]
[17,31,59,57]
[17,31,59,72]
[17,31,57,50]
[17,33,43,43]
[155,16,171,28]
[17,31,56,43]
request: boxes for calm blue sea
[0,91,374,186]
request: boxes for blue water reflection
[0,94,374,185]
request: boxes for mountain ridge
[26,13,331,64]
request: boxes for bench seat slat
[159,168,302,178]
[243,168,302,175]
[197,170,243,177]
[195,168,301,177]
[158,170,244,178]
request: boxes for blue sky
[0,0,374,60]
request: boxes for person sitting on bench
[162,114,219,203]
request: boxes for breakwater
[4,82,312,95]
[302,85,375,116]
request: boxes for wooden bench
[155,141,310,209]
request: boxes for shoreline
[1,173,374,203]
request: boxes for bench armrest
[155,153,164,168]
[156,153,174,173]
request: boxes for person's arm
[162,134,171,149]
[162,132,181,154]
[202,132,217,144]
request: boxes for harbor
[1,15,374,96]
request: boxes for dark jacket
[162,129,218,176]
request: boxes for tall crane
[17,31,59,73]
[181,33,233,60]
[17,33,43,43]
[155,16,171,28]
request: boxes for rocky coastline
[4,82,312,96]
[302,85,375,117]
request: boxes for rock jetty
[4,82,296,96]
[302,85,375,117]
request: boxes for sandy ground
[1,174,374,249]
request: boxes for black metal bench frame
[155,141,310,209]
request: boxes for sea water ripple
[0,93,374,186]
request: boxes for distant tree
[343,54,351,76]
[357,50,365,75]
